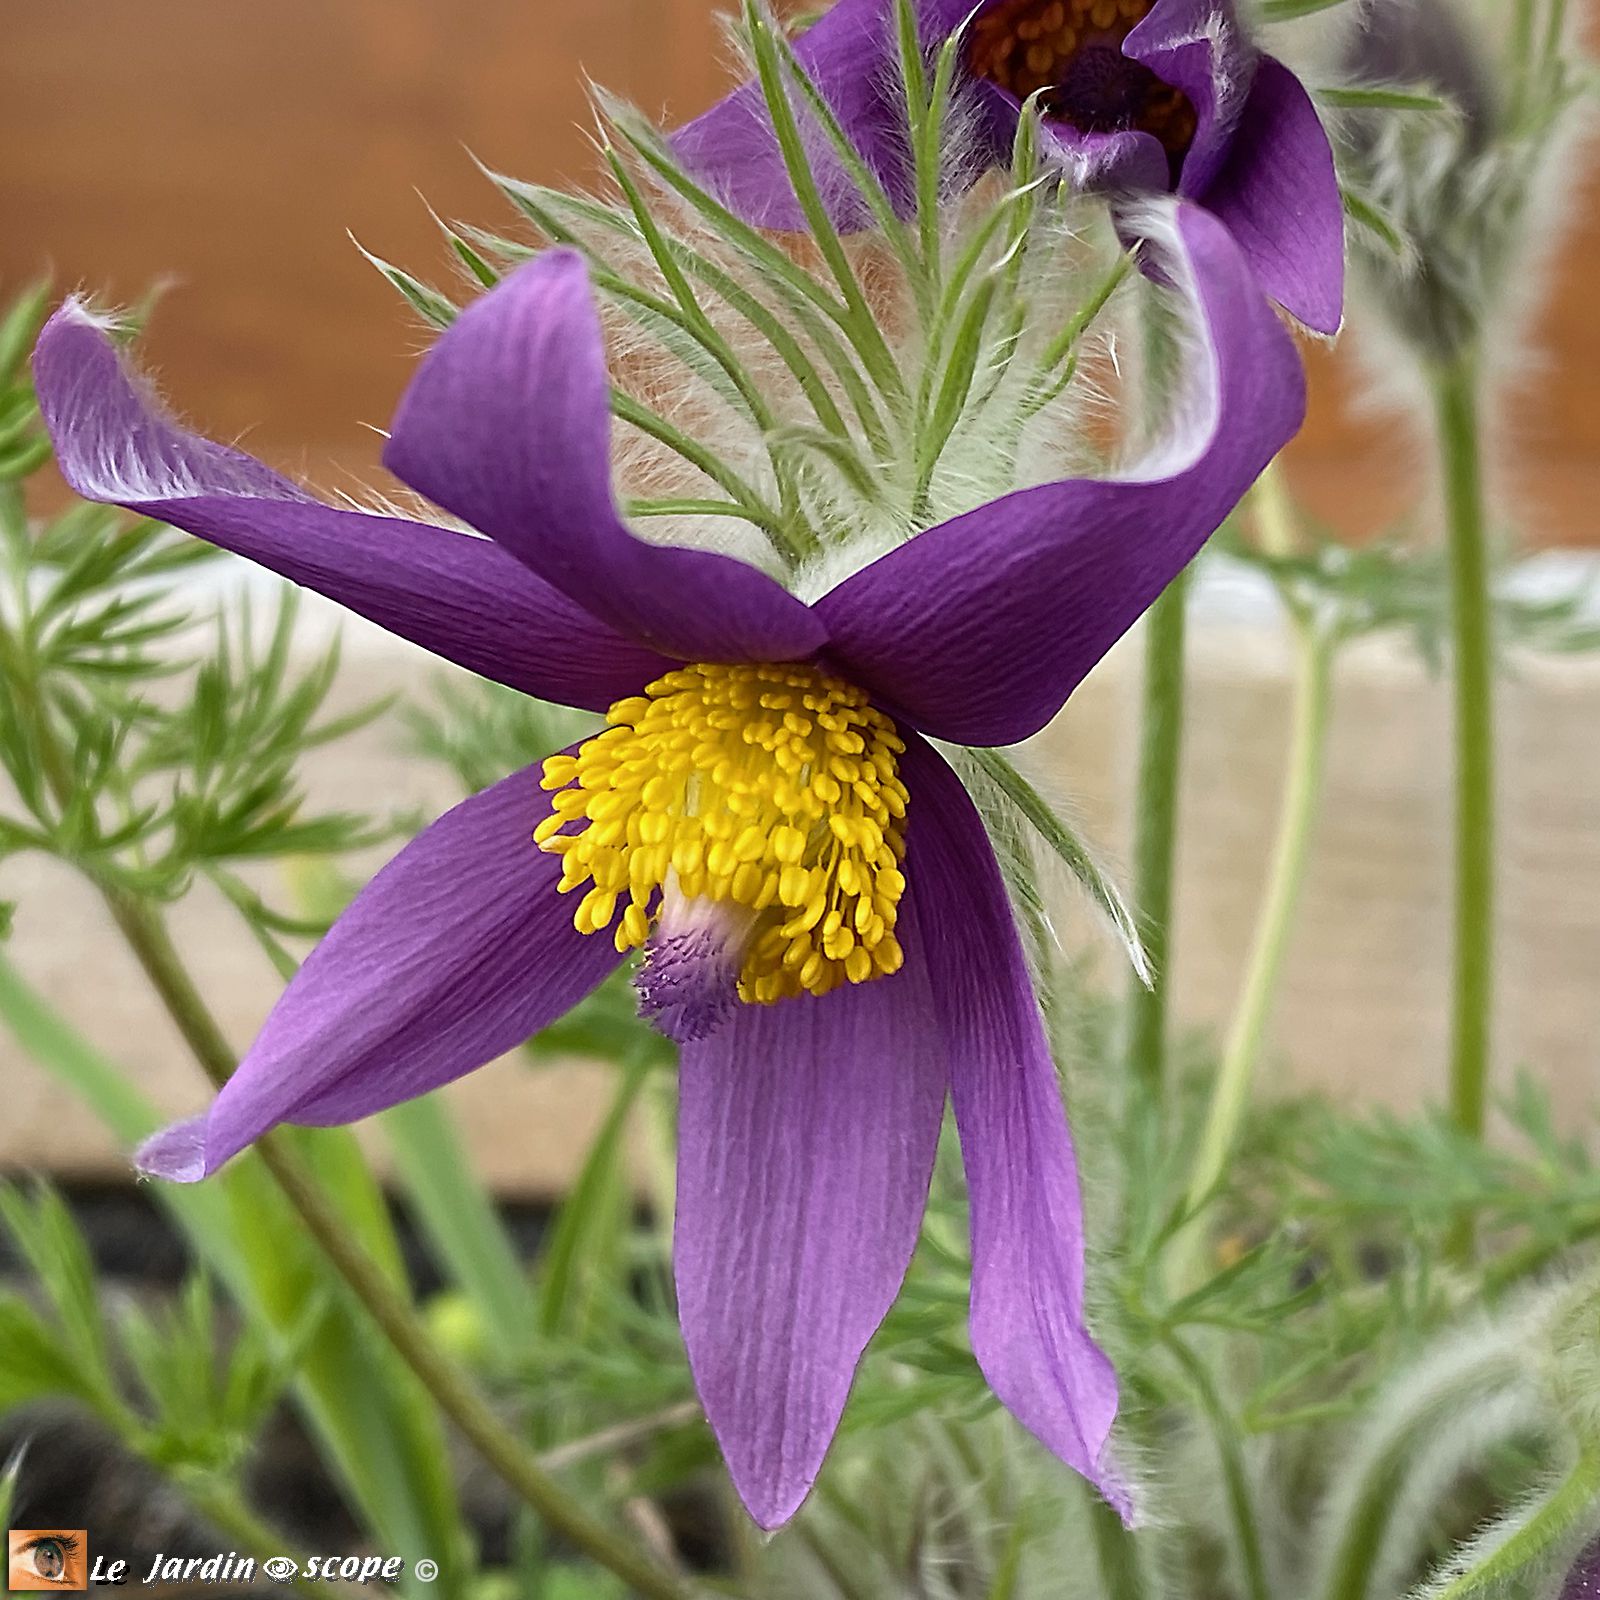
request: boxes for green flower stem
[181,1479,331,1600]
[1086,1488,1149,1600]
[1124,567,1190,1099]
[98,892,703,1600]
[1251,458,1299,560]
[1432,352,1495,1253]
[1181,618,1334,1243]
[1163,1333,1270,1600]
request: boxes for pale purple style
[675,0,1345,333]
[34,203,1303,1530]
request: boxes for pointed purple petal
[675,939,948,1529]
[31,305,667,712]
[1199,57,1345,336]
[816,200,1304,747]
[136,1117,207,1183]
[1130,0,1257,199]
[137,762,621,1181]
[899,734,1129,1517]
[383,251,825,666]
[671,0,983,232]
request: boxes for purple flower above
[33,202,1302,1530]
[674,0,1345,333]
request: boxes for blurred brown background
[2,0,1597,542]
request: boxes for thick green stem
[1183,623,1334,1226]
[1164,1334,1271,1600]
[100,896,702,1600]
[1432,354,1495,1245]
[1124,568,1190,1099]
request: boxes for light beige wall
[7,594,1596,1194]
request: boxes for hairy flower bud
[1343,0,1586,361]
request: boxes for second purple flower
[676,0,1346,333]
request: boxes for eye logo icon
[7,1531,88,1592]
[262,1557,299,1583]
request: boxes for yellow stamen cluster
[535,662,910,1005]
[968,0,1197,161]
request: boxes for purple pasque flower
[675,0,1345,334]
[33,202,1302,1530]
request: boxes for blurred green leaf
[536,1060,650,1343]
[0,278,52,384]
[383,1097,536,1361]
[0,1184,123,1418]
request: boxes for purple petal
[675,936,948,1529]
[137,762,620,1181]
[383,251,826,666]
[136,1117,208,1184]
[899,734,1129,1516]
[1199,57,1345,336]
[32,304,667,712]
[1130,0,1257,200]
[671,0,981,232]
[1020,0,1253,201]
[816,200,1304,747]
[1037,119,1174,196]
[1562,1539,1600,1599]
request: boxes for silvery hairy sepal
[1342,0,1590,364]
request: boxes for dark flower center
[968,0,1198,182]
